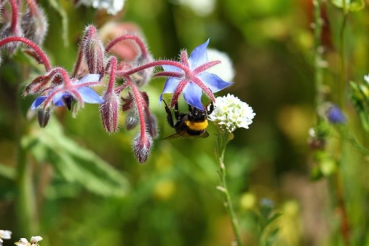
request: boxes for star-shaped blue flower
[159,39,233,110]
[31,74,104,110]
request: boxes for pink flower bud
[82,25,105,75]
[100,91,119,133]
[133,133,152,163]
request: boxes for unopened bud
[125,110,139,130]
[37,108,50,127]
[0,24,23,54]
[146,112,158,138]
[131,54,154,87]
[100,91,119,133]
[133,133,152,163]
[82,25,105,75]
[21,7,48,46]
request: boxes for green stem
[313,0,324,122]
[339,13,349,108]
[15,109,37,236]
[216,132,242,246]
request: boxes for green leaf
[0,163,15,180]
[25,119,130,197]
[48,0,69,46]
[331,0,365,12]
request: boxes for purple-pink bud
[100,91,119,133]
[82,25,105,75]
[133,133,152,163]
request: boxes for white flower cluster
[15,236,43,246]
[0,230,11,245]
[77,0,124,15]
[208,94,255,133]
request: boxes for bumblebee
[163,100,214,139]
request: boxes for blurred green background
[1,0,369,245]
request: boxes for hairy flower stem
[215,131,242,246]
[105,34,149,57]
[0,36,51,71]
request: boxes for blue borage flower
[159,39,233,110]
[31,74,104,110]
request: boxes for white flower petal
[0,230,11,239]
[30,236,43,243]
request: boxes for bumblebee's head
[188,107,207,122]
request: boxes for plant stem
[216,132,242,246]
[15,119,37,236]
[313,0,324,122]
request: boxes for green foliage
[22,119,130,197]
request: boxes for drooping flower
[0,230,11,245]
[159,39,233,110]
[30,73,104,111]
[208,94,255,133]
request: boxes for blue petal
[162,65,182,73]
[78,87,104,104]
[52,91,67,106]
[183,82,204,110]
[198,72,233,93]
[79,74,101,84]
[188,39,210,69]
[159,77,181,102]
[31,96,47,110]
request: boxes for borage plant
[0,22,234,163]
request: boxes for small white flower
[208,94,255,133]
[0,230,11,240]
[30,236,43,244]
[364,74,369,84]
[0,230,11,245]
[206,49,236,82]
[15,236,43,246]
[15,238,30,246]
[77,0,124,15]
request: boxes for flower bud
[131,54,154,87]
[133,133,152,163]
[82,25,105,75]
[146,112,158,138]
[125,110,139,130]
[21,7,48,46]
[100,91,119,133]
[37,108,50,128]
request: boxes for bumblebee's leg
[174,102,181,121]
[206,101,214,115]
[163,100,175,128]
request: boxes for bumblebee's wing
[163,132,183,139]
[163,130,209,139]
[199,131,209,138]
